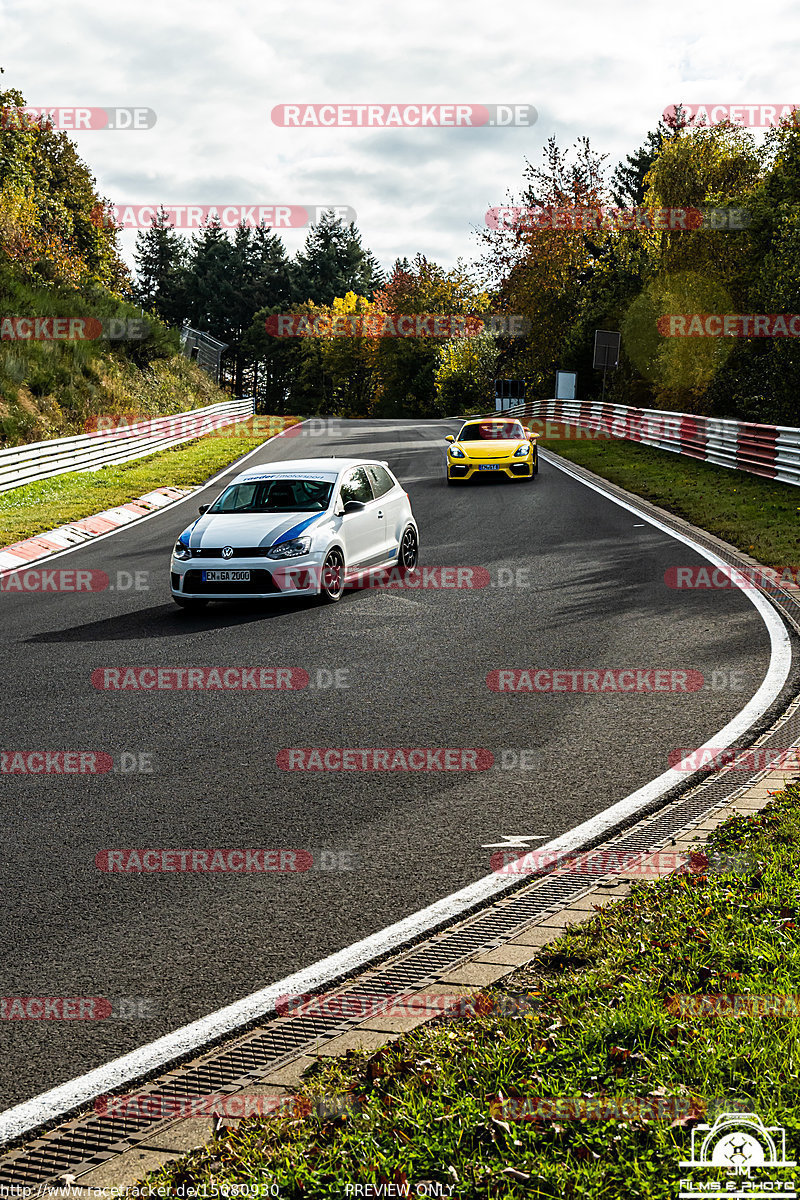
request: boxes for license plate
[202,570,251,582]
[478,464,500,471]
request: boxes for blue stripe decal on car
[183,518,201,547]
[272,512,327,546]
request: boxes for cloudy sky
[2,0,798,279]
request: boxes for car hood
[179,510,331,550]
[457,438,529,455]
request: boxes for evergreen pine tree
[292,210,384,303]
[132,208,187,322]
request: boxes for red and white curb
[0,421,310,576]
[0,488,193,574]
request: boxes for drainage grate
[2,457,799,1188]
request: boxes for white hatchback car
[170,458,419,609]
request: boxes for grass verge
[538,434,800,568]
[0,416,301,545]
[140,782,800,1199]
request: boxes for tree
[434,332,499,415]
[0,83,128,292]
[243,304,304,413]
[370,255,492,418]
[628,122,762,409]
[292,210,384,304]
[704,115,800,423]
[478,136,610,394]
[611,119,681,208]
[133,209,187,321]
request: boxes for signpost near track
[593,330,620,403]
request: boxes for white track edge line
[0,445,792,1147]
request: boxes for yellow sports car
[445,418,539,484]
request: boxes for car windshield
[459,422,526,441]
[208,478,334,514]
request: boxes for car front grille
[510,463,532,475]
[189,547,271,558]
[449,465,469,477]
[182,570,281,594]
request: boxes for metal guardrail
[501,399,800,487]
[0,398,255,494]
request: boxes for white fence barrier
[500,399,800,487]
[0,398,255,494]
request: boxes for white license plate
[478,464,500,471]
[202,570,251,582]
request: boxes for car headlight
[172,541,191,560]
[449,446,465,458]
[266,536,312,560]
[514,443,531,457]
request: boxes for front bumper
[447,456,535,481]
[170,553,325,599]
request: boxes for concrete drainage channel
[2,448,800,1191]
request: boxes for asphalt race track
[0,417,778,1110]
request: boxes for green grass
[0,261,216,445]
[0,416,300,545]
[538,434,800,568]
[140,784,800,1199]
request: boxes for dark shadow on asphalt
[23,596,330,642]
[445,475,532,487]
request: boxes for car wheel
[399,524,419,570]
[317,547,345,603]
[173,596,208,610]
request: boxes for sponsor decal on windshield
[240,472,337,481]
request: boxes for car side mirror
[198,504,210,515]
[342,500,366,514]
[445,434,455,443]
